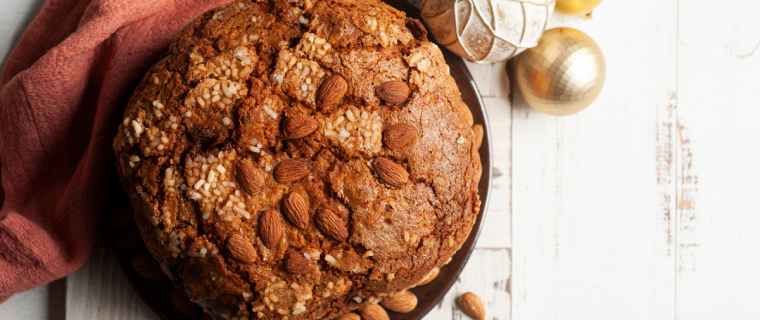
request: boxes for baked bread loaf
[112,0,481,318]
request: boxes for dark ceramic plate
[102,0,492,318]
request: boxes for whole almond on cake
[258,210,282,249]
[380,291,418,313]
[317,75,348,108]
[274,160,310,183]
[284,252,314,275]
[359,304,389,320]
[472,124,484,150]
[236,159,265,195]
[282,192,309,229]
[283,116,319,139]
[417,267,440,286]
[225,234,256,263]
[315,209,348,242]
[376,81,410,104]
[335,314,360,320]
[373,158,409,188]
[383,124,416,148]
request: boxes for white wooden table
[2,0,760,319]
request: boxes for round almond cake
[112,0,482,318]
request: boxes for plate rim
[101,0,493,318]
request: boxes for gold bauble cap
[554,0,603,16]
[515,27,606,116]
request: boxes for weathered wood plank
[511,1,679,319]
[0,280,65,320]
[465,61,510,99]
[0,287,48,320]
[424,248,511,320]
[675,1,760,318]
[476,95,512,249]
[65,248,160,320]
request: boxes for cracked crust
[113,0,481,319]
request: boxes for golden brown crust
[113,0,480,319]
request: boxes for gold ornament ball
[515,28,606,116]
[555,0,603,16]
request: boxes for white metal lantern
[420,0,555,63]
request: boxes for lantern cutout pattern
[421,0,555,63]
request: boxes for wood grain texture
[65,248,160,320]
[464,61,510,99]
[465,59,512,250]
[424,249,511,320]
[0,279,65,320]
[511,1,679,319]
[675,1,760,318]
[0,287,47,320]
[475,96,512,249]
